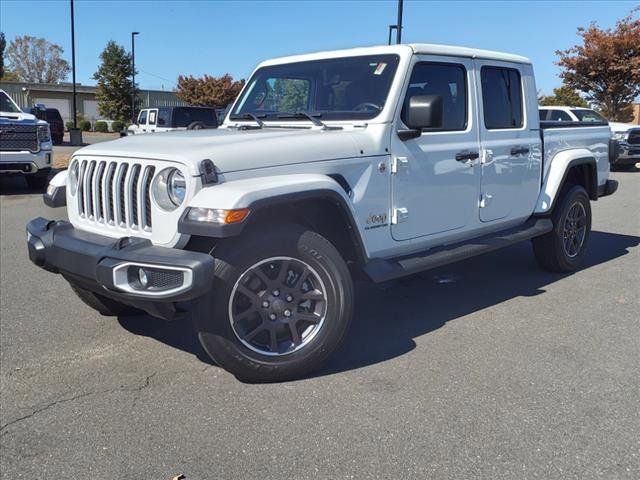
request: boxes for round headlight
[152,167,187,211]
[168,170,186,206]
[69,160,79,195]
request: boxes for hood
[0,110,43,124]
[74,126,382,173]
[608,121,636,133]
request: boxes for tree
[539,85,589,107]
[5,35,70,83]
[175,74,244,107]
[93,41,137,122]
[556,9,640,122]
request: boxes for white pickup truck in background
[1,89,53,188]
[29,43,618,381]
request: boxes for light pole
[69,0,82,145]
[387,0,404,45]
[131,31,139,124]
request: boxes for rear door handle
[510,146,530,156]
[455,151,480,162]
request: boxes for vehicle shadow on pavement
[116,230,638,378]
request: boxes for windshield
[231,54,400,121]
[571,109,606,123]
[0,92,21,113]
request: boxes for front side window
[571,109,606,123]
[137,110,147,125]
[401,62,467,131]
[231,54,400,121]
[481,66,523,129]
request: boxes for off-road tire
[192,224,354,382]
[70,283,141,316]
[532,184,591,272]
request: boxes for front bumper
[26,217,215,319]
[0,149,53,174]
[614,143,640,165]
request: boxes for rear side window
[402,62,467,131]
[157,108,171,126]
[148,110,157,125]
[481,66,523,129]
[172,108,218,127]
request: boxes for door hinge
[392,207,409,224]
[391,156,409,174]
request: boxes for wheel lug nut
[262,301,269,308]
[286,295,293,302]
[284,309,291,317]
[269,313,277,320]
[272,289,280,297]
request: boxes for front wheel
[192,224,353,382]
[532,184,592,272]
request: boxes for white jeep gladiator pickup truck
[27,44,618,381]
[1,89,53,188]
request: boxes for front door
[474,61,542,222]
[390,56,480,241]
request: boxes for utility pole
[69,0,82,145]
[387,0,404,45]
[131,31,139,124]
[396,0,403,44]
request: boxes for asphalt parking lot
[1,169,639,479]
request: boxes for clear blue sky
[0,0,636,94]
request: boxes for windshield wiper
[233,113,265,128]
[276,111,341,130]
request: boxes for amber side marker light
[186,207,251,224]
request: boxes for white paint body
[62,44,612,260]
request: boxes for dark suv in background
[23,105,64,145]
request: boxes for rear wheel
[532,184,591,272]
[192,224,353,382]
[70,284,141,316]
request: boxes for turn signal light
[186,207,250,224]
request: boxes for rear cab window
[480,66,523,129]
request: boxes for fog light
[138,268,148,288]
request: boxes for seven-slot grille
[0,124,38,152]
[76,159,155,231]
[627,129,640,145]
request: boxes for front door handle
[455,151,480,162]
[510,146,530,156]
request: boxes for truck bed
[540,122,611,187]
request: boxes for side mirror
[398,95,443,140]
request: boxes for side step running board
[364,218,553,283]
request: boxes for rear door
[390,56,481,241]
[475,61,542,223]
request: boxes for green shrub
[65,121,75,131]
[111,120,125,132]
[94,121,108,133]
[80,120,92,131]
